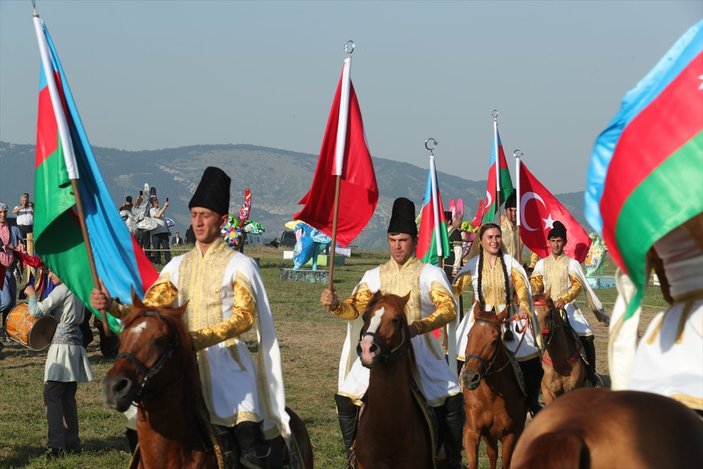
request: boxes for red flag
[518,161,592,262]
[294,69,378,247]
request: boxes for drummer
[1,201,24,347]
[24,271,93,458]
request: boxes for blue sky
[0,0,699,193]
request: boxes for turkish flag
[295,67,378,247]
[518,162,592,262]
[470,198,486,228]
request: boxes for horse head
[356,291,411,368]
[460,302,509,390]
[533,289,560,344]
[104,292,194,412]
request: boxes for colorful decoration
[293,222,331,271]
[221,188,265,250]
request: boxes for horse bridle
[534,300,562,348]
[357,321,408,364]
[462,318,511,378]
[115,312,182,402]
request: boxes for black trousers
[44,381,80,450]
[151,233,171,264]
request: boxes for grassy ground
[0,247,666,468]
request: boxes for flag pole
[33,13,110,335]
[425,138,443,267]
[327,40,355,290]
[514,149,524,263]
[492,110,501,222]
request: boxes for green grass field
[0,247,667,468]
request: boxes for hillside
[0,141,589,250]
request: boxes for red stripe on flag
[36,85,58,167]
[132,236,159,291]
[600,53,703,227]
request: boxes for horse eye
[154,337,168,348]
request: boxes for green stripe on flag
[614,131,703,318]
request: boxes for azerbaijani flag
[482,122,514,224]
[33,16,158,332]
[584,20,703,318]
[416,154,450,265]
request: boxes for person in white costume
[92,167,289,469]
[610,214,703,412]
[452,222,544,416]
[320,197,465,469]
[530,221,610,387]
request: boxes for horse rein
[116,312,183,402]
[533,300,562,348]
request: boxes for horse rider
[91,167,289,469]
[320,197,465,469]
[452,222,544,416]
[529,221,610,387]
[500,193,520,259]
[611,213,703,414]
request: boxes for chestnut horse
[354,292,435,469]
[512,388,703,469]
[460,303,526,469]
[104,297,313,469]
[532,292,586,404]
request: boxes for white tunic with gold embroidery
[531,254,594,336]
[145,239,289,438]
[332,257,460,407]
[611,224,703,410]
[453,254,541,361]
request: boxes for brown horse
[511,388,703,468]
[354,291,435,469]
[460,303,526,469]
[103,296,313,469]
[533,292,586,405]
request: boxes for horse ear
[370,290,384,305]
[400,292,411,308]
[544,288,552,303]
[131,287,144,309]
[473,300,484,318]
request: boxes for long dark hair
[476,223,511,311]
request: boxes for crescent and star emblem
[520,191,553,232]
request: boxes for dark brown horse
[353,291,435,469]
[533,292,586,404]
[461,303,526,469]
[512,388,703,468]
[104,296,313,469]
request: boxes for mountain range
[0,141,589,251]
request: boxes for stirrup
[240,446,272,469]
[588,373,604,388]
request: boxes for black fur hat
[548,220,567,240]
[188,167,231,215]
[387,197,418,236]
[504,192,516,209]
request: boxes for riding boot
[519,357,543,416]
[580,335,602,387]
[334,394,359,456]
[234,421,271,469]
[438,393,465,469]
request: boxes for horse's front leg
[485,435,498,469]
[541,370,558,406]
[500,433,518,469]
[463,428,481,469]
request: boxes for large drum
[6,303,57,351]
